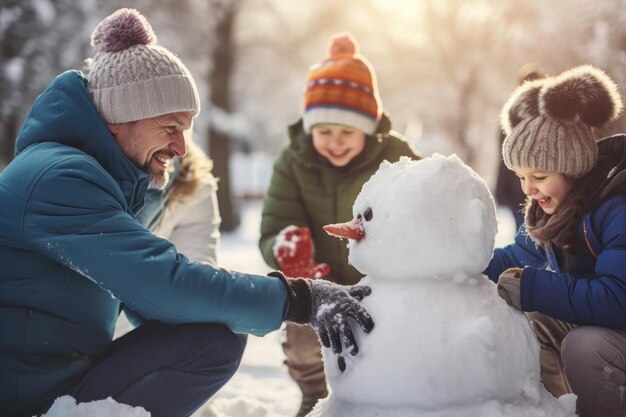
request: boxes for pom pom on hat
[303,32,382,135]
[328,33,357,57]
[500,65,624,177]
[501,65,623,135]
[500,80,543,136]
[87,8,200,124]
[540,65,622,127]
[91,8,156,53]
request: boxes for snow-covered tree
[5,0,626,188]
[0,0,96,165]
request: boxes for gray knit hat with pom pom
[500,65,623,178]
[87,8,200,124]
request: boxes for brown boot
[295,389,328,417]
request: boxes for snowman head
[324,154,497,281]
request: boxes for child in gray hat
[484,65,626,417]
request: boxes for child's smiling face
[311,124,366,167]
[514,166,572,214]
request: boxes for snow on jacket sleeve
[522,199,626,327]
[259,148,310,268]
[483,224,548,283]
[23,157,287,336]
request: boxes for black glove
[270,272,374,355]
[310,280,374,355]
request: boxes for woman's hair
[167,138,214,203]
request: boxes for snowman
[308,155,577,417]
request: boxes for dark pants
[66,320,246,417]
[528,312,626,417]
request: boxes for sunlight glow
[372,0,423,13]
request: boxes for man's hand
[497,267,523,310]
[272,272,374,355]
[273,226,330,279]
[309,280,374,355]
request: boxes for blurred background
[2,0,626,231]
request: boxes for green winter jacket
[259,114,420,285]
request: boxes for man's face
[108,111,193,189]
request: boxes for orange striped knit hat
[303,33,382,135]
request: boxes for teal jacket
[0,71,287,416]
[259,116,420,285]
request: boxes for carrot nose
[323,217,364,241]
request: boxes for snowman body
[325,276,539,408]
[310,155,576,417]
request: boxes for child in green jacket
[259,32,420,417]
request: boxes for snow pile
[311,155,577,417]
[42,395,149,417]
[209,397,273,417]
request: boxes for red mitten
[273,226,330,279]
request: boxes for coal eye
[363,207,373,221]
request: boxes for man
[0,9,373,417]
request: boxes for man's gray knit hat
[87,8,200,124]
[500,65,623,178]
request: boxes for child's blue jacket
[485,135,626,328]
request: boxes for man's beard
[147,169,169,190]
[143,158,169,190]
[142,150,174,190]
[117,124,175,190]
